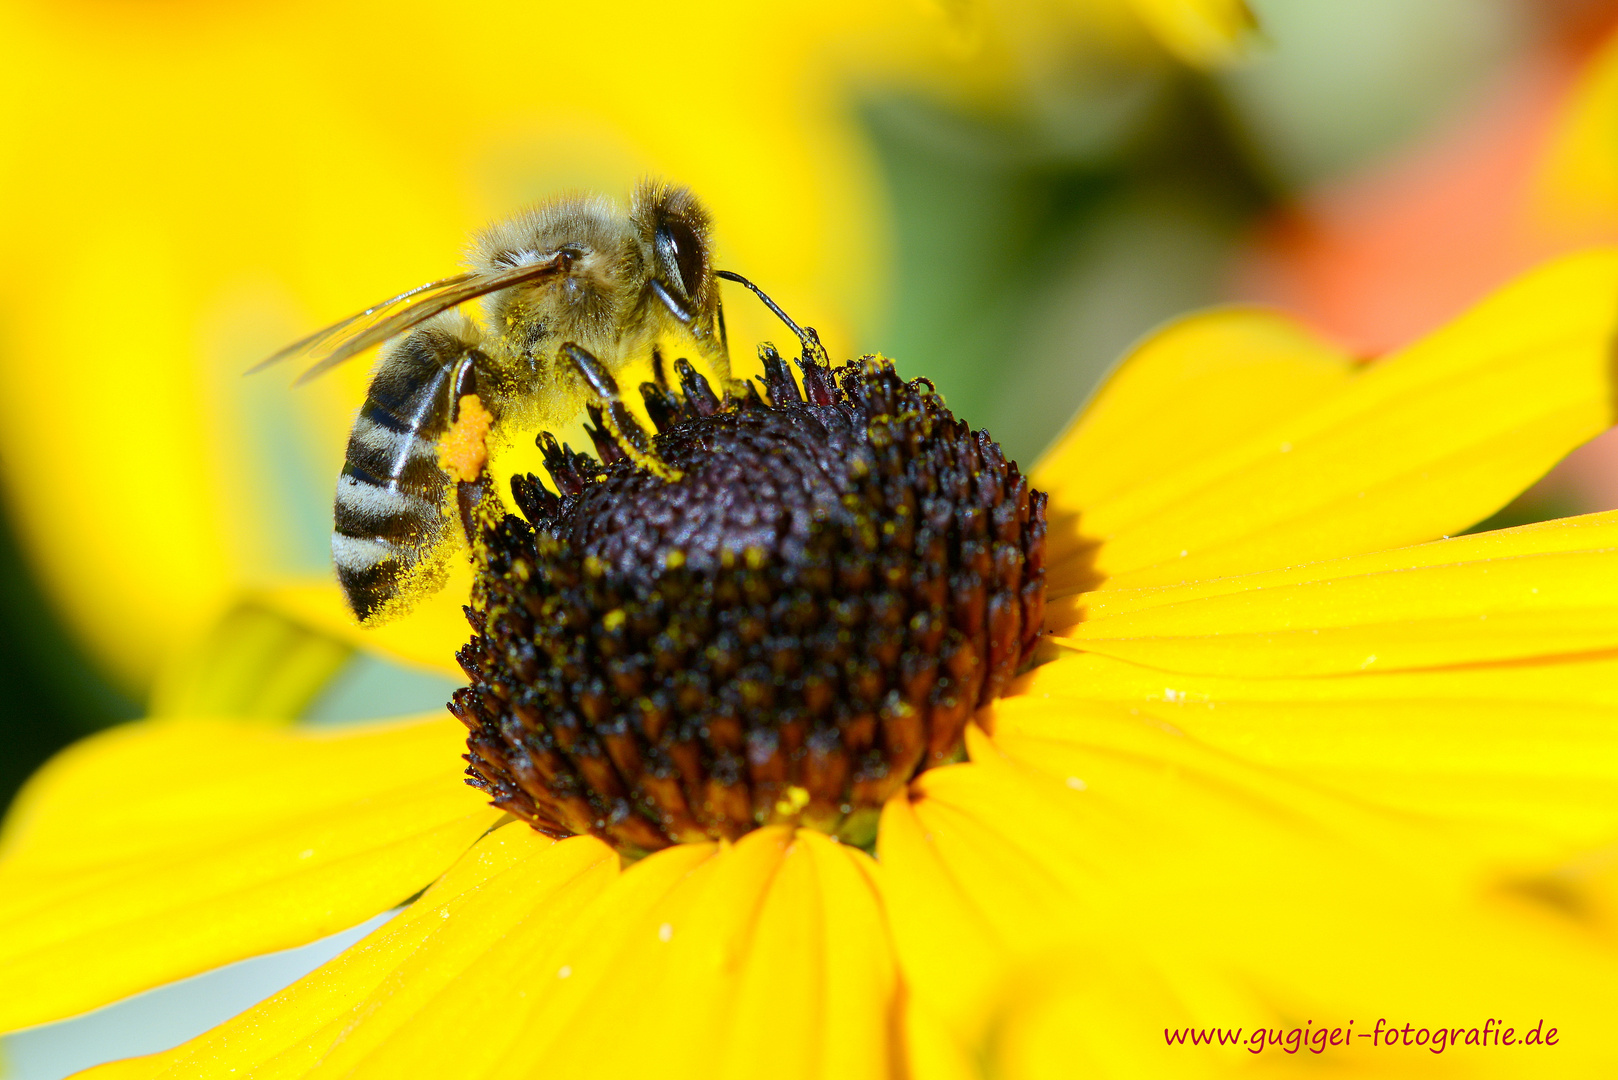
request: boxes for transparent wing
[249,256,571,383]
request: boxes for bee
[256,180,729,624]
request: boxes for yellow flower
[0,0,1254,698]
[1535,27,1618,243]
[0,0,914,690]
[5,247,1618,1078]
[1125,0,1254,66]
[934,0,1255,70]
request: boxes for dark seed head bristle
[454,344,1048,857]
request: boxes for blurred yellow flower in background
[0,0,891,692]
[3,249,1618,1077]
[934,0,1253,70]
[0,0,1256,700]
[1128,0,1254,66]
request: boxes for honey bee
[257,180,730,624]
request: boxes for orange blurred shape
[1232,10,1618,514]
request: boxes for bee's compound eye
[655,218,705,301]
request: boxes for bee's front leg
[561,342,681,483]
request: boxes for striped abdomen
[333,325,478,622]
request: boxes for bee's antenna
[715,270,810,353]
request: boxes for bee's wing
[249,256,571,383]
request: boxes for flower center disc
[452,347,1048,857]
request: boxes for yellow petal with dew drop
[478,829,789,1080]
[301,836,715,1080]
[72,825,617,1080]
[884,716,1618,1075]
[1024,634,1618,714]
[247,826,896,1080]
[302,834,620,1080]
[493,828,896,1080]
[1032,308,1358,594]
[1046,250,1618,593]
[1055,510,1618,676]
[82,826,897,1080]
[1014,649,1618,857]
[0,715,497,1033]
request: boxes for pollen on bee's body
[451,336,1049,858]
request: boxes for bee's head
[468,194,637,333]
[631,179,718,334]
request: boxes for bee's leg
[648,277,695,327]
[455,472,496,551]
[649,278,733,385]
[651,346,670,390]
[561,342,681,482]
[716,298,731,368]
[640,348,683,435]
[449,351,483,415]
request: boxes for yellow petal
[902,994,979,1080]
[879,751,1282,1042]
[884,713,1618,1074]
[878,789,1057,1039]
[1047,251,1618,593]
[1533,26,1618,240]
[1057,510,1618,674]
[143,600,354,721]
[1124,0,1255,67]
[276,835,714,1080]
[111,825,896,1080]
[457,827,897,1080]
[1015,648,1618,852]
[982,945,1231,1080]
[1032,308,1358,592]
[249,576,471,679]
[0,715,498,1033]
[710,833,896,1080]
[72,824,619,1080]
